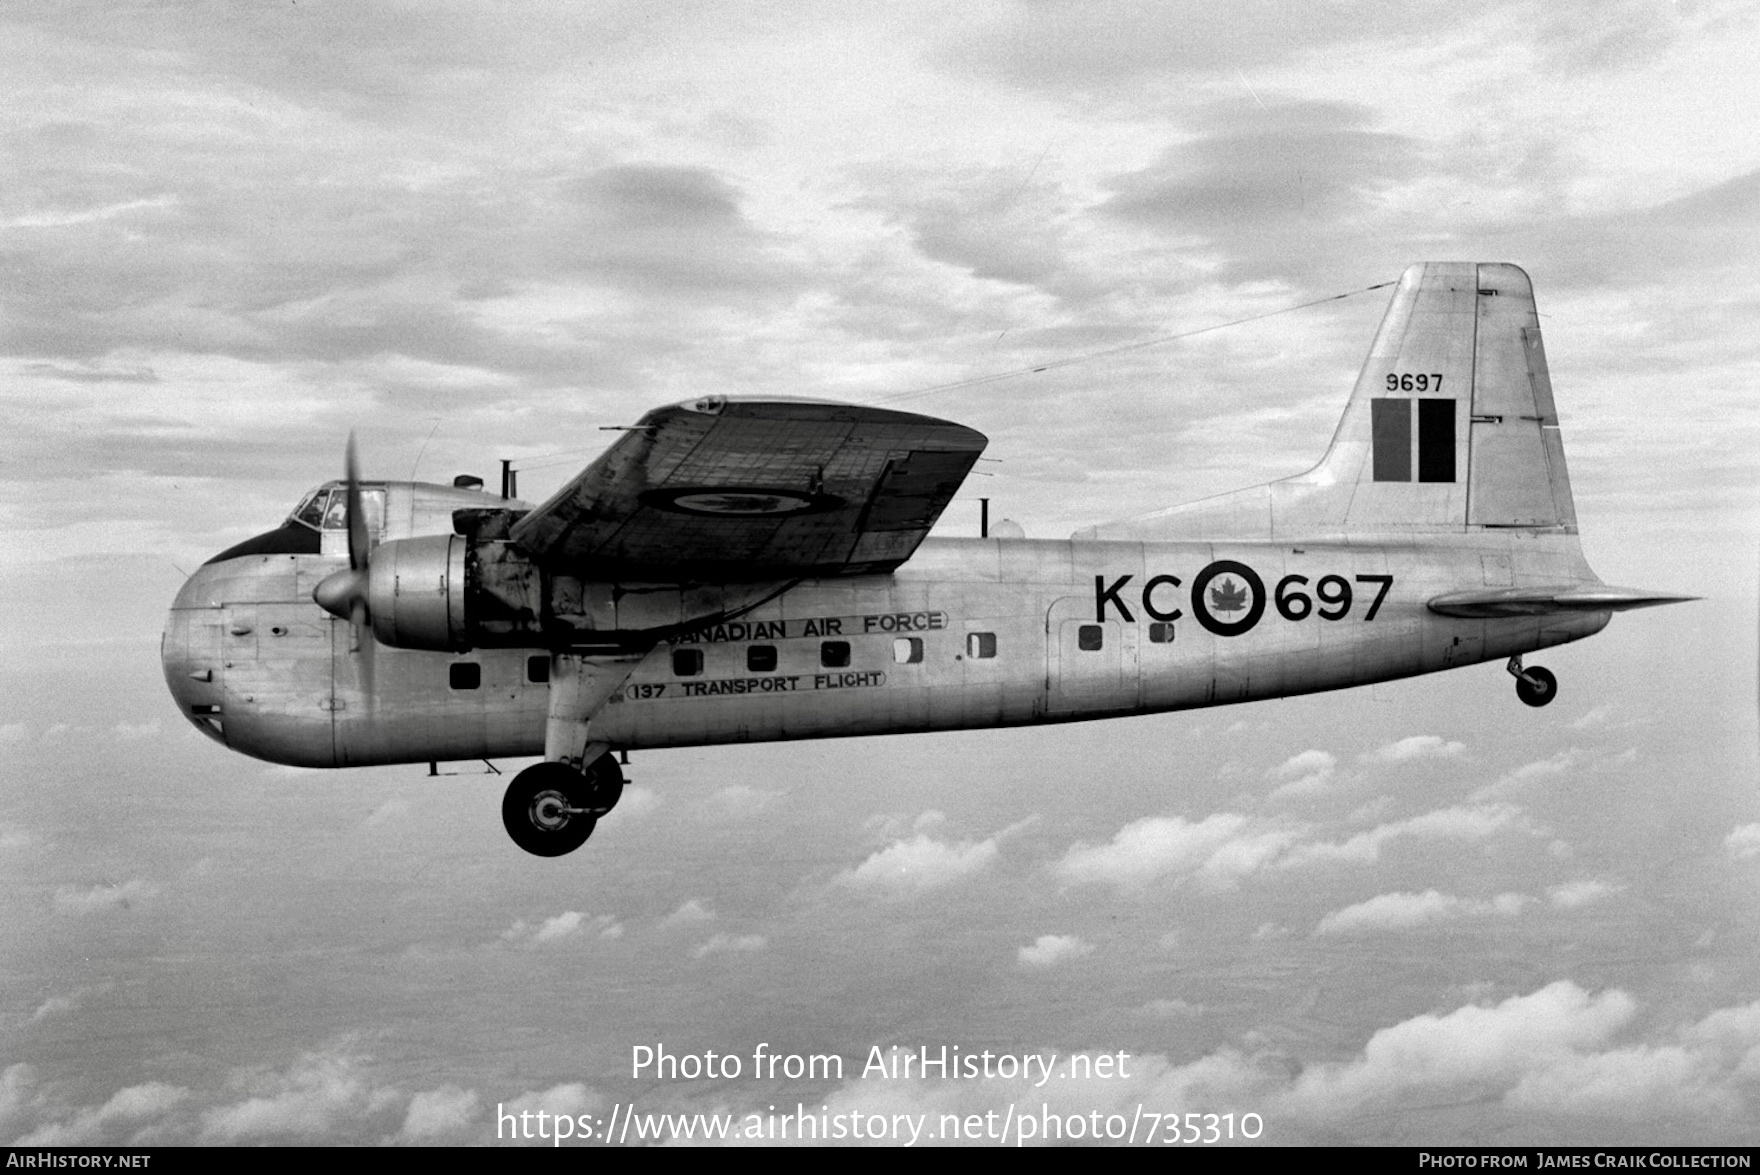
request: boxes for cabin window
[526,655,549,683]
[893,637,923,664]
[820,640,851,668]
[672,648,704,677]
[747,645,777,673]
[1078,624,1104,651]
[966,632,996,659]
[1149,622,1176,644]
[449,662,481,690]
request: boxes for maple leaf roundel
[1190,560,1266,638]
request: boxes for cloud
[1547,879,1621,909]
[1474,749,1583,797]
[397,1085,479,1144]
[1363,735,1465,763]
[201,1047,394,1143]
[836,832,1000,894]
[1018,934,1094,969]
[1053,812,1295,892]
[658,899,716,930]
[708,784,780,814]
[52,878,156,915]
[14,1082,190,1146]
[1267,749,1336,797]
[501,911,622,947]
[1315,890,1533,935]
[1725,824,1760,861]
[1279,803,1528,869]
[692,933,766,960]
[1288,982,1638,1113]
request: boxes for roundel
[1189,560,1266,637]
[639,487,845,517]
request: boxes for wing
[508,397,987,581]
[1427,584,1698,618]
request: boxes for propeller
[311,432,376,700]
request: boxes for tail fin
[1079,262,1580,541]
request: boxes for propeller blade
[345,431,369,573]
[350,597,375,703]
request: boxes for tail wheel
[1516,665,1558,708]
[503,761,596,857]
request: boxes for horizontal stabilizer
[1427,584,1700,619]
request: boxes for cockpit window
[289,483,385,536]
[292,486,329,530]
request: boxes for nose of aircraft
[162,563,227,744]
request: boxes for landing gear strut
[502,753,626,857]
[1507,655,1557,708]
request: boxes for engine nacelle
[366,535,468,652]
[315,533,793,654]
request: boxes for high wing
[508,396,987,581]
[1427,584,1699,618]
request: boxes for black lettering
[1096,574,1135,623]
[1141,574,1183,622]
[1355,574,1394,621]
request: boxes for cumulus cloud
[501,911,622,947]
[1279,802,1528,870]
[1547,879,1621,909]
[1474,749,1583,798]
[1018,934,1094,969]
[1288,982,1638,1114]
[659,899,716,930]
[1725,824,1760,861]
[1053,812,1295,892]
[836,832,1000,894]
[1363,735,1465,763]
[397,1085,480,1143]
[1267,749,1336,798]
[52,878,156,914]
[692,933,766,960]
[200,1047,393,1143]
[14,1081,190,1146]
[708,784,780,814]
[1315,889,1532,935]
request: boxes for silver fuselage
[162,530,1606,768]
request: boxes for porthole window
[449,662,481,690]
[1078,624,1103,651]
[893,637,923,664]
[526,655,549,683]
[820,640,851,668]
[672,648,704,677]
[747,645,778,672]
[966,632,996,659]
[1149,622,1176,644]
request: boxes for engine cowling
[314,532,787,653]
[366,535,468,651]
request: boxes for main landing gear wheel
[1515,665,1558,708]
[503,762,596,857]
[501,755,627,857]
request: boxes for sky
[2,0,1758,1148]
